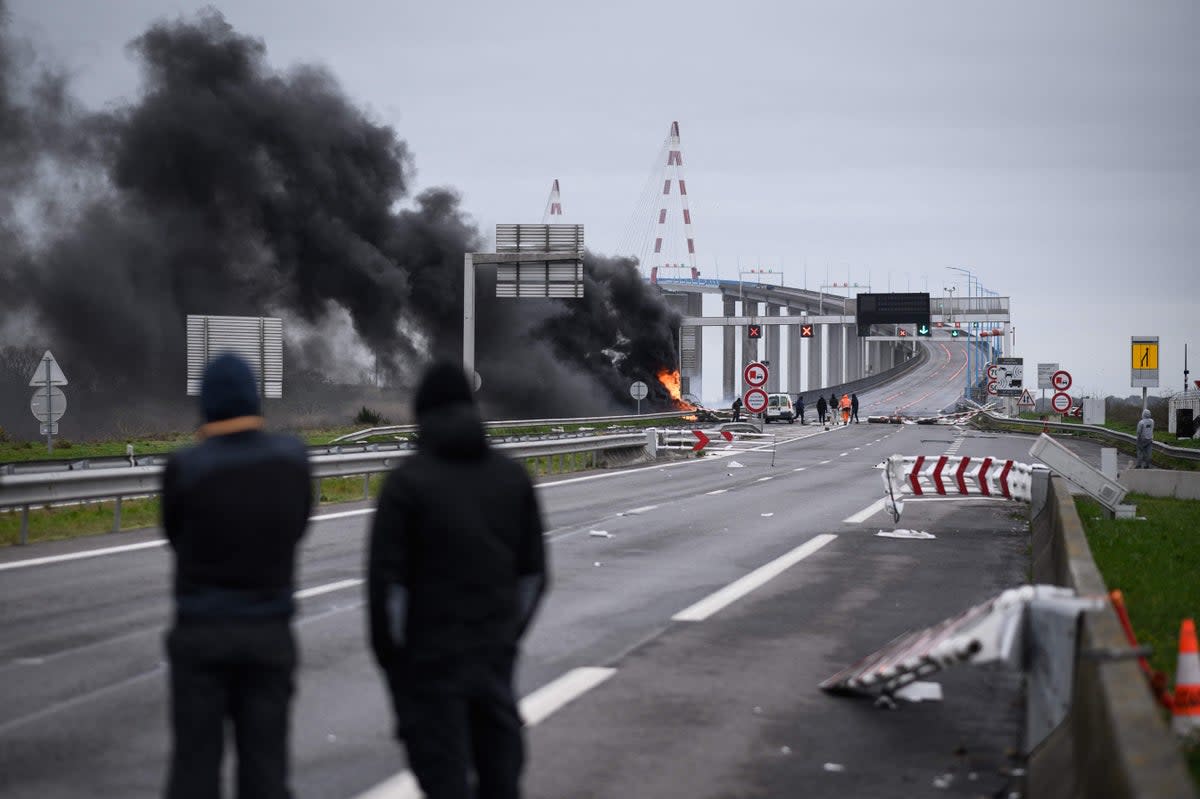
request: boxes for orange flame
[656,369,695,410]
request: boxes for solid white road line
[755,476,774,482]
[0,540,166,572]
[843,497,888,524]
[705,489,728,495]
[672,534,838,622]
[621,505,658,515]
[294,578,363,600]
[352,667,616,799]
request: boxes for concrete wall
[1116,469,1200,500]
[1028,477,1195,799]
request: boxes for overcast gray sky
[10,0,1199,397]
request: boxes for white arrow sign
[28,350,68,387]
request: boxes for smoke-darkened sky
[0,2,686,426]
[5,0,1200,398]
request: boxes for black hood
[418,404,488,460]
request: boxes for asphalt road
[1,341,1074,798]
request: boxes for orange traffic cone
[1172,618,1200,736]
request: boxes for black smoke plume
[0,7,682,436]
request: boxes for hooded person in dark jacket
[161,353,312,799]
[368,360,548,799]
[816,395,827,425]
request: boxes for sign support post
[43,357,52,454]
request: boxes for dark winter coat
[162,356,312,624]
[368,403,547,670]
[816,397,827,416]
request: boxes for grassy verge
[1076,493,1200,784]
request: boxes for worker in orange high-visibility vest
[839,393,851,425]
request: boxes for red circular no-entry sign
[1051,370,1072,392]
[1051,392,1072,414]
[743,361,768,388]
[743,388,768,414]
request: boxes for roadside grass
[1075,493,1200,783]
[0,498,163,547]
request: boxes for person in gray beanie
[368,360,548,799]
[161,352,312,799]
[1135,408,1155,469]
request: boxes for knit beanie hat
[200,353,261,422]
[414,360,474,417]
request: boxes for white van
[765,393,795,423]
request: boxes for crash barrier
[331,409,691,444]
[880,453,1040,522]
[1116,469,1200,500]
[974,411,1200,463]
[0,433,653,545]
[1029,475,1196,798]
[820,585,1105,755]
[1028,433,1131,515]
[658,428,778,467]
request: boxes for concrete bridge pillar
[845,333,863,381]
[680,292,703,396]
[807,322,823,390]
[722,295,736,401]
[743,300,760,364]
[766,304,781,392]
[827,324,844,386]
[787,308,802,393]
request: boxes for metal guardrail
[0,433,651,509]
[975,412,1200,462]
[332,411,690,443]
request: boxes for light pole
[947,267,980,398]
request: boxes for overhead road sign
[743,387,768,414]
[747,324,762,339]
[743,361,768,387]
[800,324,814,338]
[1131,336,1159,388]
[855,292,931,337]
[917,323,931,337]
[1051,370,1072,392]
[494,224,585,298]
[1051,392,1072,414]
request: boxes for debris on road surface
[588,530,612,538]
[932,772,955,789]
[877,529,936,540]
[760,512,774,517]
[823,762,846,773]
[728,460,745,468]
[894,681,943,702]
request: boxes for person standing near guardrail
[368,360,548,799]
[161,352,312,799]
[731,396,742,422]
[1136,408,1155,469]
[816,395,827,426]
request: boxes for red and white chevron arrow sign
[884,454,1034,502]
[692,429,735,452]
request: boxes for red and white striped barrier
[881,454,1039,521]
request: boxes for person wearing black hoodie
[368,360,548,799]
[161,353,312,799]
